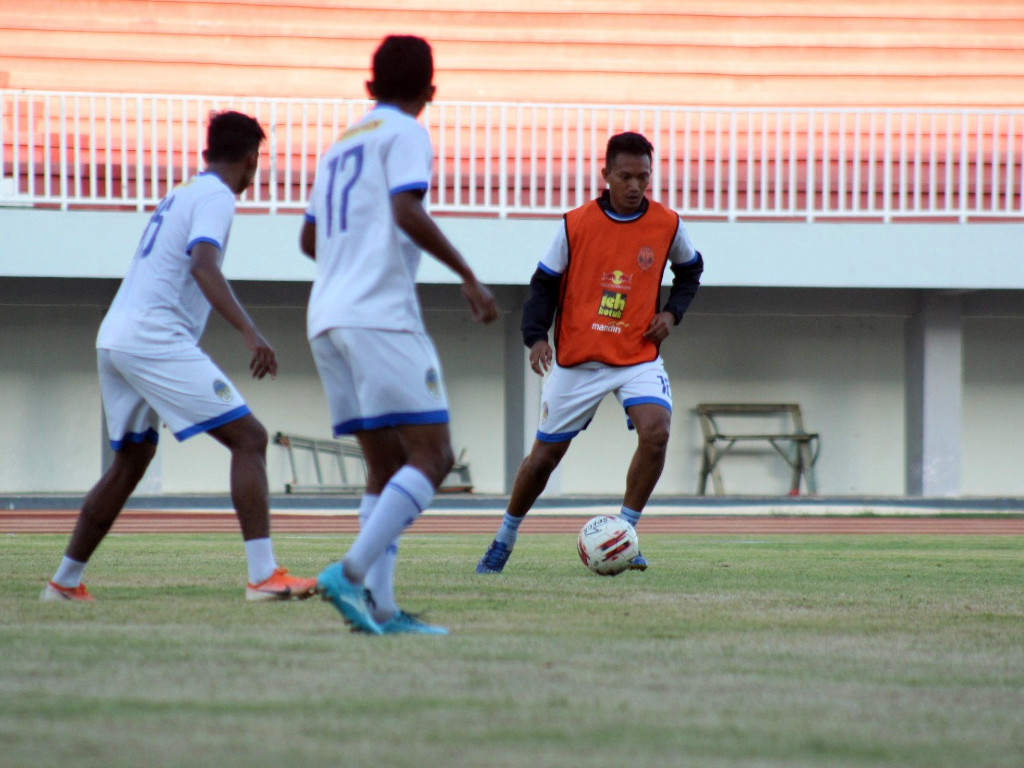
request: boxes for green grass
[2,531,1023,768]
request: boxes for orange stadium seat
[1,1,1021,214]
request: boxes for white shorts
[537,358,672,442]
[98,347,250,449]
[310,327,449,436]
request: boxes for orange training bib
[555,199,679,367]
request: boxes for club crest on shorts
[213,379,234,402]
[425,367,442,399]
[540,401,549,425]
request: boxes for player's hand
[529,340,553,376]
[643,312,675,344]
[461,278,499,324]
[244,328,278,379]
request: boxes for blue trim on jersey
[186,236,222,255]
[333,409,450,436]
[390,181,429,196]
[537,261,562,277]
[622,396,672,413]
[537,428,579,443]
[304,212,316,223]
[174,405,251,441]
[110,427,160,451]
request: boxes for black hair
[371,35,434,102]
[606,132,654,165]
[204,110,265,163]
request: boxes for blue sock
[619,506,641,529]
[494,512,524,547]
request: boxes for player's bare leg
[65,440,157,563]
[210,414,316,599]
[476,438,571,573]
[356,428,407,494]
[508,439,572,517]
[622,403,671,512]
[620,402,671,570]
[42,440,157,600]
[209,414,271,540]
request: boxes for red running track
[2,511,1024,535]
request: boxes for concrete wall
[3,275,1024,498]
[2,209,1023,498]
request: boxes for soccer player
[476,131,704,574]
[300,35,498,634]
[41,111,316,603]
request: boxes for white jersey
[97,172,235,354]
[305,104,433,339]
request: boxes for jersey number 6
[138,195,175,258]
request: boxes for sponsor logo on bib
[600,270,633,291]
[597,290,627,319]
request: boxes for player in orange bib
[477,132,703,574]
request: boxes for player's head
[203,110,265,192]
[605,132,654,167]
[602,132,654,215]
[205,111,265,162]
[367,35,435,105]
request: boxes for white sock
[244,537,277,584]
[52,556,86,588]
[344,466,434,583]
[494,512,524,547]
[359,494,399,622]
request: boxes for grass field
[2,530,1023,768]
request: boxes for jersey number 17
[324,144,364,237]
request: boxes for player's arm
[644,253,703,343]
[644,218,705,342]
[662,252,704,324]
[521,266,561,375]
[299,217,316,260]
[189,241,277,379]
[391,189,498,324]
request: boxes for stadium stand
[0,0,1022,107]
[2,1,1021,218]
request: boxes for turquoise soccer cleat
[316,562,382,635]
[379,610,449,635]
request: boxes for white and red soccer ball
[577,515,639,576]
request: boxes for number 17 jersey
[304,104,434,339]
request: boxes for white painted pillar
[503,308,527,494]
[905,291,963,496]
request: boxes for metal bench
[273,432,473,494]
[696,403,820,496]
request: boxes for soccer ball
[577,515,639,576]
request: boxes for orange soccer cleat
[40,581,95,602]
[245,567,317,602]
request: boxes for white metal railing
[2,89,1022,222]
